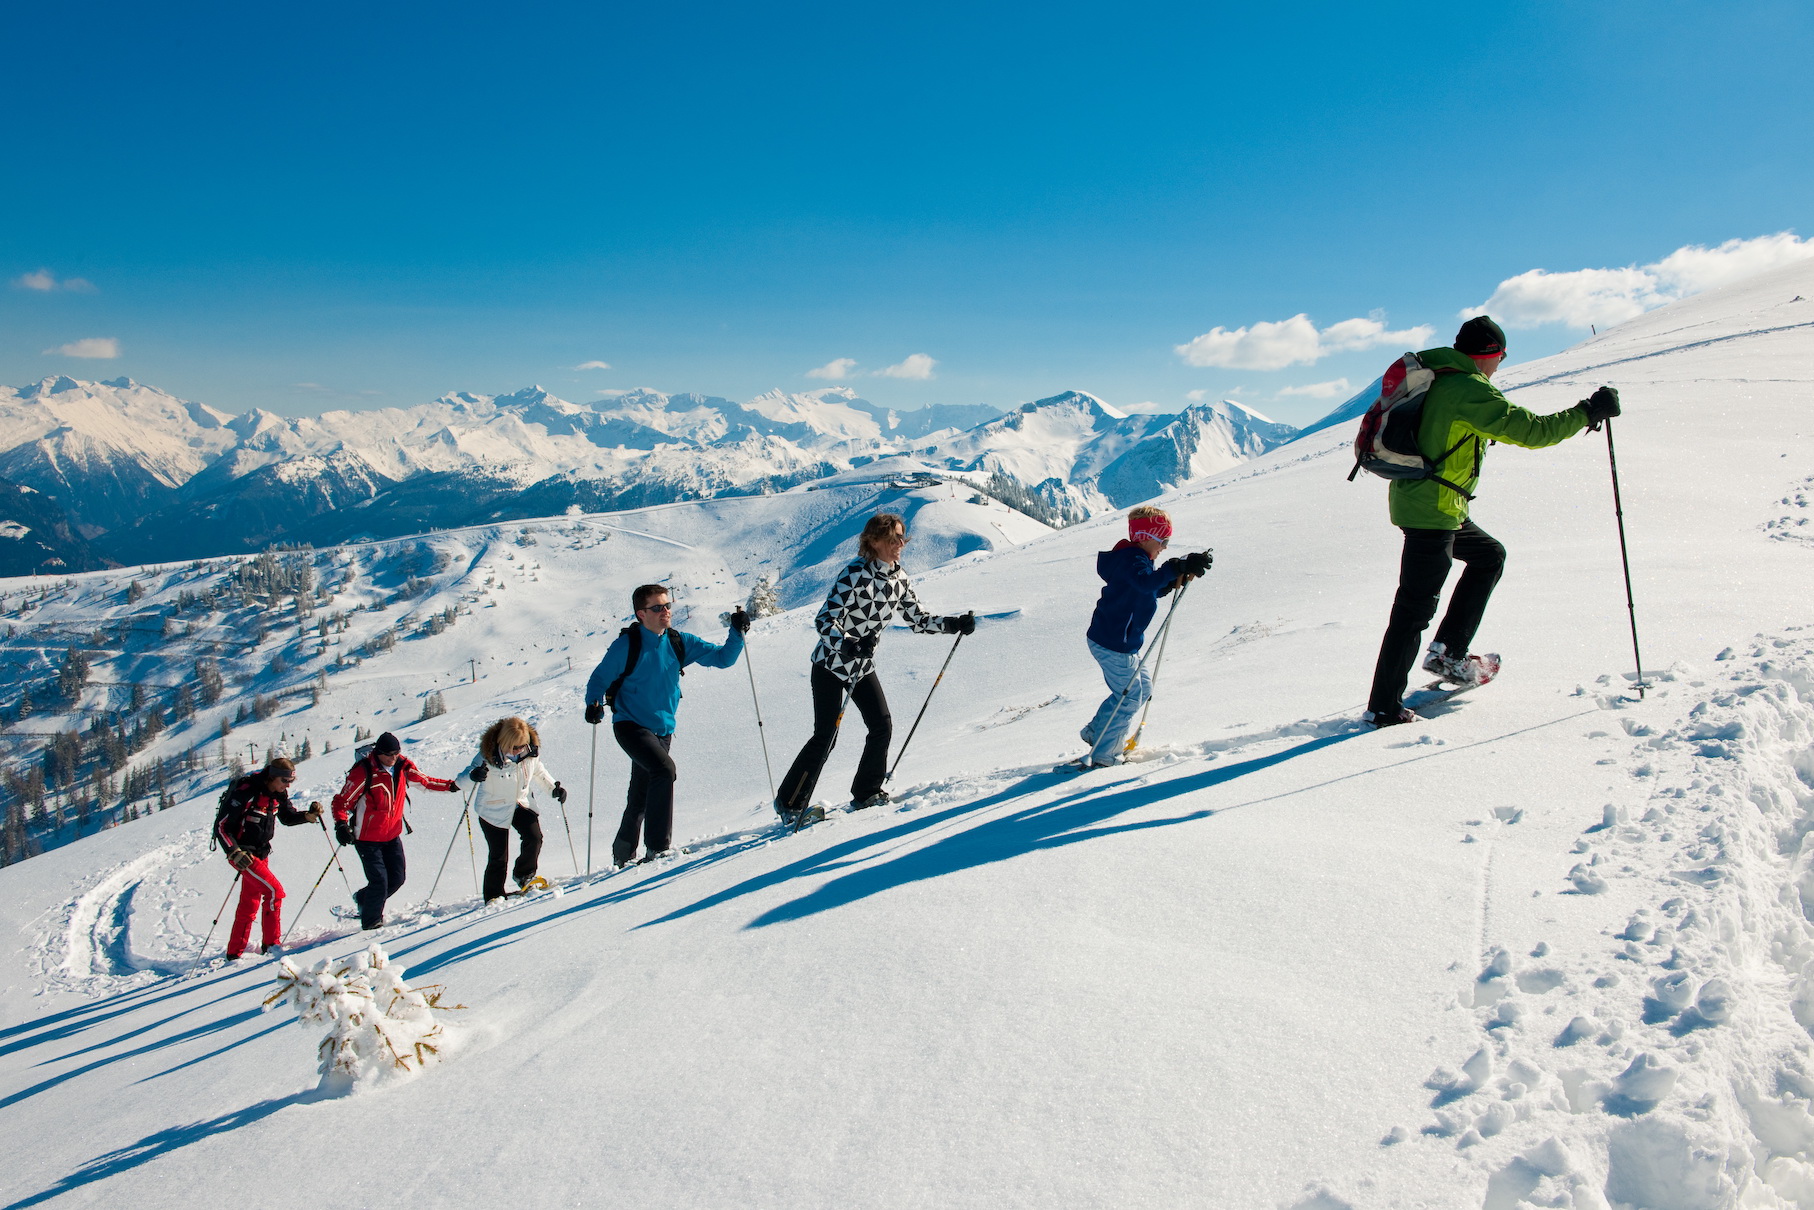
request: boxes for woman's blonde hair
[1128,504,1169,524]
[480,716,540,767]
[857,513,906,562]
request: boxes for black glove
[944,611,975,636]
[729,608,751,634]
[1181,550,1212,578]
[226,847,253,871]
[1579,385,1620,427]
[469,764,489,783]
[334,819,355,846]
[840,632,879,659]
[552,782,568,804]
[584,701,605,725]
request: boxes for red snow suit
[330,756,457,843]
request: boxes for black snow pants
[612,722,675,866]
[776,663,892,812]
[1367,520,1507,715]
[479,806,543,901]
[353,837,407,929]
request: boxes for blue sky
[5,1,1812,425]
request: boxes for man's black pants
[776,664,892,812]
[352,837,406,929]
[613,722,675,866]
[1367,520,1506,715]
[479,806,543,900]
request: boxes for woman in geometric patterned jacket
[774,512,973,826]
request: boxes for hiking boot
[850,791,890,811]
[1365,707,1418,729]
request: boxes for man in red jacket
[330,731,459,928]
[216,755,320,959]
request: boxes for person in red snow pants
[215,756,320,959]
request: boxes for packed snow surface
[6,263,1814,1207]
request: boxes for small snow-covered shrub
[263,943,462,1093]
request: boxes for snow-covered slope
[5,264,1814,1207]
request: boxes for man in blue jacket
[584,583,749,866]
[1075,506,1210,768]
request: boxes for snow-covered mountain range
[0,378,1296,569]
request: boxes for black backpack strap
[604,625,642,707]
[669,629,685,677]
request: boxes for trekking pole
[316,812,356,898]
[424,787,476,908]
[1602,418,1647,698]
[1126,581,1191,753]
[742,634,777,801]
[283,851,340,944]
[464,798,480,897]
[197,871,242,959]
[886,631,966,783]
[547,787,579,876]
[585,725,598,875]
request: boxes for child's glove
[1181,551,1212,577]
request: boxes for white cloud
[1175,312,1432,370]
[805,357,859,380]
[15,269,95,292]
[1277,377,1354,399]
[1466,231,1814,330]
[874,353,937,380]
[572,360,612,371]
[45,337,119,359]
[1184,388,1207,402]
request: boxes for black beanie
[1455,315,1508,357]
[374,731,402,755]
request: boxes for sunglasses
[639,602,673,613]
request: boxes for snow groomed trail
[4,263,1814,1207]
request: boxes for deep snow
[4,263,1814,1207]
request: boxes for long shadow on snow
[0,965,262,1064]
[0,1009,266,1111]
[393,833,782,979]
[2,1088,328,1210]
[641,733,1360,931]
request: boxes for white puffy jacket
[455,750,558,829]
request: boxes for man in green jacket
[1365,315,1621,727]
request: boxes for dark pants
[777,664,892,811]
[613,722,675,865]
[480,807,543,901]
[353,837,407,929]
[1368,521,1507,714]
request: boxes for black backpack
[604,625,685,707]
[210,775,254,854]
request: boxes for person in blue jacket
[1075,505,1210,768]
[583,583,749,866]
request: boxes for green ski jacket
[1388,347,1589,530]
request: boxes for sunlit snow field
[5,263,1814,1207]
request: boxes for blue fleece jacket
[583,623,744,735]
[1085,543,1183,654]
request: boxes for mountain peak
[1021,390,1126,421]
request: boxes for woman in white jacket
[456,717,567,902]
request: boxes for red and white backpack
[1346,352,1475,499]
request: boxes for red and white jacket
[330,756,457,843]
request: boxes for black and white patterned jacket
[811,557,951,684]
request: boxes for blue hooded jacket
[584,623,744,735]
[1085,543,1183,654]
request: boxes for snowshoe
[849,791,890,811]
[778,804,826,832]
[506,876,551,897]
[1421,645,1501,689]
[1364,707,1419,730]
[1055,755,1117,773]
